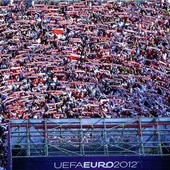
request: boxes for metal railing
[9,118,170,158]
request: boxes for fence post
[7,121,12,170]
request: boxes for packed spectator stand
[0,0,169,122]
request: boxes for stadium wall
[12,156,170,170]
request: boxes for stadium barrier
[8,118,170,170]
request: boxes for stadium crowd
[0,124,7,170]
[0,0,169,122]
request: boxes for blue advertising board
[12,156,170,170]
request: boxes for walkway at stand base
[9,118,170,157]
[8,118,170,170]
